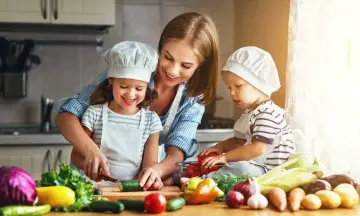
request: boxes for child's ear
[108,78,113,86]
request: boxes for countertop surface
[45,203,360,215]
[0,129,233,145]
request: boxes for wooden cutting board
[95,186,183,200]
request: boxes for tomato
[185,164,201,178]
[197,152,219,165]
[144,193,167,214]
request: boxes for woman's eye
[235,85,242,88]
[182,65,191,69]
[164,55,172,60]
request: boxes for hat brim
[107,67,153,83]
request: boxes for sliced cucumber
[118,180,143,192]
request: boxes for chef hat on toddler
[103,41,158,83]
[222,46,281,96]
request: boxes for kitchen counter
[46,203,360,215]
[0,129,233,145]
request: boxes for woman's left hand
[202,154,227,169]
[138,167,164,191]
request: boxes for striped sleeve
[250,108,284,144]
[165,97,205,159]
[150,111,163,135]
[58,71,107,118]
[81,105,102,132]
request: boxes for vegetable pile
[36,164,101,212]
[212,173,249,201]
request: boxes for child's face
[109,78,148,110]
[222,70,264,110]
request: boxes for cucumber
[93,188,103,195]
[90,200,124,213]
[118,199,145,212]
[118,180,143,192]
[0,204,51,216]
[167,197,186,212]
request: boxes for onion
[0,166,38,207]
[232,178,255,203]
[226,191,244,208]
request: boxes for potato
[322,174,357,189]
[315,190,341,209]
[333,183,360,208]
[306,180,332,194]
[301,194,322,210]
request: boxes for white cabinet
[0,144,72,180]
[0,0,50,23]
[0,0,115,25]
[52,0,115,25]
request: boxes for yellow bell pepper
[36,186,75,208]
[184,178,224,205]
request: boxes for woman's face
[157,40,201,87]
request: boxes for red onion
[232,178,255,203]
[0,166,38,207]
[226,191,244,208]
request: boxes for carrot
[288,188,306,211]
[268,188,287,212]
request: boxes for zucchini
[118,199,145,212]
[167,197,186,212]
[118,180,143,192]
[90,200,124,213]
[0,204,51,216]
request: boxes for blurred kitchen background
[0,0,289,125]
[0,0,291,178]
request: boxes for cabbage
[0,166,38,207]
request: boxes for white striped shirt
[81,104,163,147]
[249,100,296,169]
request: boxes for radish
[226,191,244,208]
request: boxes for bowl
[175,161,223,178]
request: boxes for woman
[56,12,220,190]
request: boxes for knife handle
[101,174,118,183]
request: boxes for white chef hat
[103,41,158,83]
[222,46,281,96]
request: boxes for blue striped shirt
[59,71,204,159]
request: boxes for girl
[56,12,220,190]
[200,46,296,177]
[71,41,163,187]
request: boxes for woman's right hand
[199,146,222,156]
[84,149,110,181]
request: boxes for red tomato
[185,164,201,178]
[144,193,167,214]
[197,152,219,165]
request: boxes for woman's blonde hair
[90,78,157,108]
[158,12,220,105]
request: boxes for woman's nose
[229,89,235,96]
[166,64,181,77]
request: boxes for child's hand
[202,154,227,169]
[138,167,163,191]
[199,146,222,156]
[84,149,110,181]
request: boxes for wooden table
[47,202,360,215]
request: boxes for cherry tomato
[144,193,167,214]
[185,164,201,178]
[197,152,219,165]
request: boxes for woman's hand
[199,146,223,156]
[202,154,227,169]
[138,167,164,191]
[83,149,110,181]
